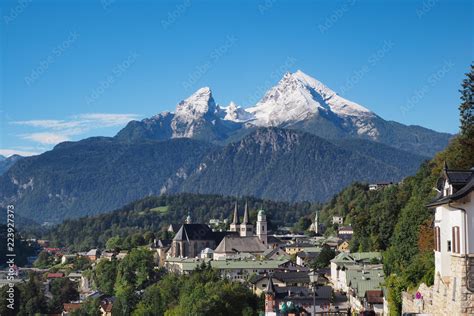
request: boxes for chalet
[402,165,474,315]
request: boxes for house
[150,239,171,267]
[402,165,474,315]
[332,216,344,225]
[337,240,350,253]
[266,235,284,249]
[61,254,76,264]
[250,271,311,295]
[100,251,115,261]
[368,182,392,191]
[330,252,382,291]
[100,297,114,316]
[346,268,385,314]
[262,247,291,261]
[264,276,333,315]
[295,251,319,267]
[284,242,315,255]
[86,249,100,262]
[62,303,82,315]
[337,226,353,239]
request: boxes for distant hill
[0,128,427,224]
[177,128,426,202]
[0,154,23,175]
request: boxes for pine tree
[459,64,474,139]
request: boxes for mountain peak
[175,87,217,120]
[247,69,375,128]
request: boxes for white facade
[332,216,343,225]
[434,187,474,279]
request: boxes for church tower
[239,202,253,237]
[314,210,319,235]
[229,202,240,232]
[256,209,268,245]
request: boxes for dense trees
[133,264,259,316]
[42,193,319,251]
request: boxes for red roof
[365,290,384,304]
[63,303,82,312]
[47,272,64,278]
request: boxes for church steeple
[232,202,240,224]
[239,201,253,237]
[242,201,249,224]
[229,201,240,232]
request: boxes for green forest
[40,193,320,251]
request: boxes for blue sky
[0,0,472,156]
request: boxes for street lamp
[308,269,319,316]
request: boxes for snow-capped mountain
[116,87,241,142]
[246,70,379,139]
[116,70,451,157]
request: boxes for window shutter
[452,227,456,253]
[435,227,441,252]
[456,226,461,254]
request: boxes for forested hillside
[42,193,319,251]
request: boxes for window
[447,240,452,252]
[452,226,460,254]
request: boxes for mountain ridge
[116,70,451,157]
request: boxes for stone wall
[402,256,474,315]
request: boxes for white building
[332,216,343,225]
[402,164,474,315]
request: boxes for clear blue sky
[0,0,472,156]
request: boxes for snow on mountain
[221,101,255,122]
[246,70,375,126]
[171,87,218,138]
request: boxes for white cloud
[22,132,71,145]
[11,112,141,146]
[0,149,41,157]
[74,113,140,126]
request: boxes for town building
[169,222,218,258]
[263,276,332,315]
[402,165,474,315]
[330,252,382,292]
[250,271,311,296]
[338,226,354,240]
[332,216,344,225]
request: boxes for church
[169,202,271,259]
